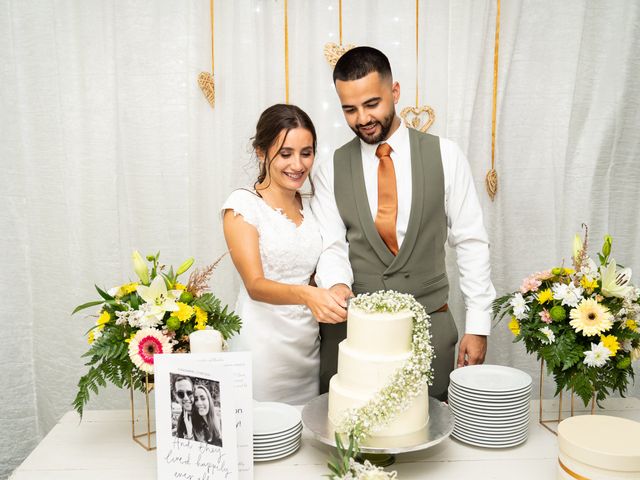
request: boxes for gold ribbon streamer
[197,0,216,108]
[399,0,435,133]
[558,459,590,480]
[486,0,500,200]
[210,0,214,74]
[284,0,289,104]
[415,0,419,107]
[339,0,343,44]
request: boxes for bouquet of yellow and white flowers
[493,228,640,406]
[72,251,241,416]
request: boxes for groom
[311,46,496,401]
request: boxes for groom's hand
[329,283,353,304]
[303,286,349,324]
[456,334,487,368]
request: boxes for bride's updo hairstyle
[252,104,317,191]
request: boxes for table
[10,398,640,479]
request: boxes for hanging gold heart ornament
[324,42,356,67]
[198,71,215,108]
[400,105,436,133]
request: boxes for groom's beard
[351,109,396,144]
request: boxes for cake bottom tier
[327,376,429,438]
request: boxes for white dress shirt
[310,122,496,336]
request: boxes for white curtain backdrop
[2,0,639,477]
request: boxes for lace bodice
[221,189,322,285]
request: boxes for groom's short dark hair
[333,46,393,83]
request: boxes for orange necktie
[374,143,399,255]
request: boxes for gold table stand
[538,360,595,436]
[130,373,156,450]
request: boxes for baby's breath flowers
[336,291,434,443]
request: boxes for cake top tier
[346,291,427,356]
[349,290,417,315]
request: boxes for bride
[222,104,348,404]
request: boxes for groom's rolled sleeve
[442,139,496,336]
[310,156,354,290]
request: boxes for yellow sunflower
[569,298,613,336]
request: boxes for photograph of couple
[170,374,223,448]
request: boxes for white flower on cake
[583,342,611,368]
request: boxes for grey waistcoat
[333,128,449,313]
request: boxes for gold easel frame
[539,360,595,436]
[130,373,156,450]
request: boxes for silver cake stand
[302,393,454,467]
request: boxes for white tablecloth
[10,398,640,479]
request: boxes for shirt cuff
[464,308,492,336]
[316,272,353,290]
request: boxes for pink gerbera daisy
[128,328,172,373]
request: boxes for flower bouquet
[72,251,241,416]
[493,229,640,406]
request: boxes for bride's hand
[301,286,348,324]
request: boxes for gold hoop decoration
[400,0,436,133]
[284,0,290,103]
[324,0,356,67]
[198,0,216,108]
[486,0,501,200]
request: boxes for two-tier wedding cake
[327,291,432,440]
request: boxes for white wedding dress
[222,189,323,404]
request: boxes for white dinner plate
[253,402,302,435]
[254,439,301,455]
[452,430,528,448]
[449,365,532,393]
[253,431,301,447]
[253,422,303,442]
[448,390,531,410]
[450,408,530,426]
[254,441,301,461]
[454,422,528,438]
[452,412,530,429]
[448,383,532,401]
[453,426,528,442]
[448,398,530,417]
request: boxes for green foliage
[326,433,359,479]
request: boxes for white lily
[600,259,633,299]
[132,250,150,284]
[136,276,180,321]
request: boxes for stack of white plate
[448,364,532,448]
[253,402,303,462]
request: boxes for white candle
[189,329,223,353]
